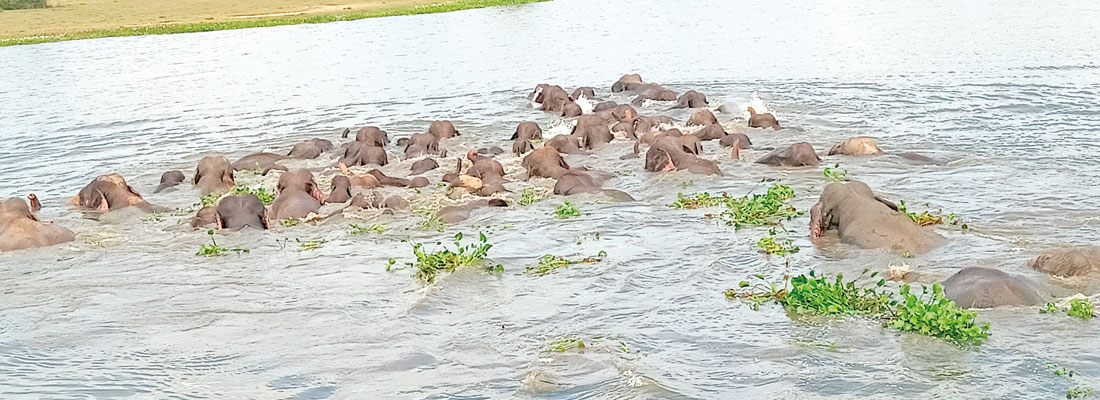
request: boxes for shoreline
[0,0,547,47]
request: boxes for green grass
[756,235,800,257]
[414,207,445,232]
[1068,387,1093,399]
[350,223,386,235]
[0,0,549,47]
[823,163,849,182]
[668,192,727,209]
[890,283,990,345]
[408,232,500,284]
[718,184,802,228]
[228,186,275,205]
[196,230,249,257]
[526,251,606,276]
[519,187,550,206]
[554,201,581,219]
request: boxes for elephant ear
[192,167,203,185]
[222,168,235,186]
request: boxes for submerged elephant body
[941,267,1044,308]
[0,198,76,252]
[810,181,944,254]
[71,174,154,212]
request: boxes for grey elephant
[809,181,944,255]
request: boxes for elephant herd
[2,73,1098,312]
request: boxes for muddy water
[3,0,1100,398]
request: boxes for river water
[3,0,1100,398]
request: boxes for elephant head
[571,87,596,99]
[828,136,883,156]
[0,197,76,252]
[576,125,614,150]
[686,109,718,126]
[1030,247,1100,278]
[355,126,389,146]
[154,170,186,193]
[674,90,708,109]
[611,74,643,92]
[411,158,440,175]
[522,146,570,180]
[71,174,153,212]
[269,169,324,220]
[809,181,944,254]
[403,133,440,160]
[941,267,1045,308]
[341,141,388,167]
[645,136,720,175]
[755,142,821,167]
[428,121,460,140]
[326,175,352,204]
[216,194,269,230]
[747,107,781,130]
[194,156,235,196]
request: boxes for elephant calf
[755,142,821,167]
[809,181,944,255]
[941,267,1044,308]
[747,106,781,130]
[268,169,325,220]
[1031,247,1100,278]
[70,174,154,212]
[645,136,720,175]
[194,156,235,196]
[216,194,269,230]
[1,197,76,252]
[828,136,883,156]
[154,170,186,193]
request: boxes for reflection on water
[2,0,1100,397]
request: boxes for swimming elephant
[232,153,288,174]
[326,176,352,203]
[215,194,268,230]
[367,169,410,187]
[809,181,945,254]
[546,134,585,155]
[429,121,460,140]
[828,136,883,156]
[645,136,721,175]
[340,141,388,167]
[628,84,678,103]
[576,125,614,150]
[194,156,235,196]
[403,133,440,160]
[611,104,637,122]
[611,74,643,92]
[747,107,781,130]
[409,176,430,188]
[383,196,410,211]
[693,124,727,141]
[674,91,708,109]
[268,169,325,220]
[355,126,389,147]
[466,150,506,180]
[190,206,217,228]
[0,197,76,252]
[154,170,186,193]
[70,174,154,212]
[593,101,618,112]
[572,87,596,99]
[534,84,566,103]
[523,146,570,179]
[1030,247,1100,279]
[755,143,821,167]
[436,199,508,224]
[512,121,543,142]
[573,112,615,132]
[478,146,505,156]
[288,142,323,159]
[561,102,582,118]
[719,132,752,149]
[411,158,440,175]
[679,134,703,156]
[941,267,1044,308]
[686,109,718,126]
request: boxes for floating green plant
[196,230,249,257]
[823,163,849,182]
[718,184,802,228]
[668,192,727,209]
[350,224,386,235]
[554,201,582,219]
[408,232,500,284]
[756,235,800,256]
[527,251,607,276]
[228,186,276,205]
[519,187,550,206]
[890,283,990,345]
[298,238,325,251]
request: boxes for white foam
[732,91,773,120]
[574,95,596,114]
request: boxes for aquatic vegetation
[1054,366,1077,377]
[897,200,968,229]
[554,201,582,219]
[718,184,802,228]
[196,230,249,257]
[527,251,607,276]
[199,192,222,208]
[298,238,325,251]
[669,192,728,209]
[1040,298,1093,319]
[281,219,301,227]
[728,271,991,345]
[228,186,275,205]
[756,235,800,256]
[409,232,501,284]
[519,187,550,206]
[545,337,586,352]
[350,223,386,235]
[823,163,849,182]
[890,283,990,345]
[144,211,165,222]
[680,180,694,188]
[0,0,551,47]
[414,208,445,232]
[1068,387,1093,399]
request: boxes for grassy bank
[0,0,547,47]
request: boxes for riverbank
[0,0,546,47]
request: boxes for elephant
[573,112,615,132]
[593,101,618,112]
[309,138,335,152]
[268,169,325,220]
[747,106,781,130]
[674,91,708,108]
[383,196,410,211]
[546,134,586,154]
[628,84,678,103]
[409,177,430,188]
[686,109,718,126]
[340,141,388,167]
[640,127,683,146]
[539,93,572,113]
[403,133,441,160]
[215,194,268,230]
[232,153,288,174]
[941,267,1045,308]
[513,137,535,157]
[466,150,506,180]
[576,125,614,150]
[0,197,76,252]
[190,206,217,228]
[534,84,566,103]
[194,156,235,196]
[572,87,596,99]
[523,146,570,179]
[611,104,637,122]
[437,199,508,224]
[288,142,323,159]
[1030,247,1100,278]
[327,175,352,203]
[828,136,883,156]
[611,74,644,92]
[809,181,945,255]
[755,142,821,167]
[645,136,721,175]
[154,170,186,193]
[719,132,752,149]
[561,102,582,117]
[512,122,544,141]
[429,121,460,140]
[611,119,641,141]
[411,158,440,175]
[367,169,410,187]
[355,126,389,147]
[679,134,703,156]
[693,124,727,141]
[350,191,384,209]
[70,174,154,212]
[478,146,505,156]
